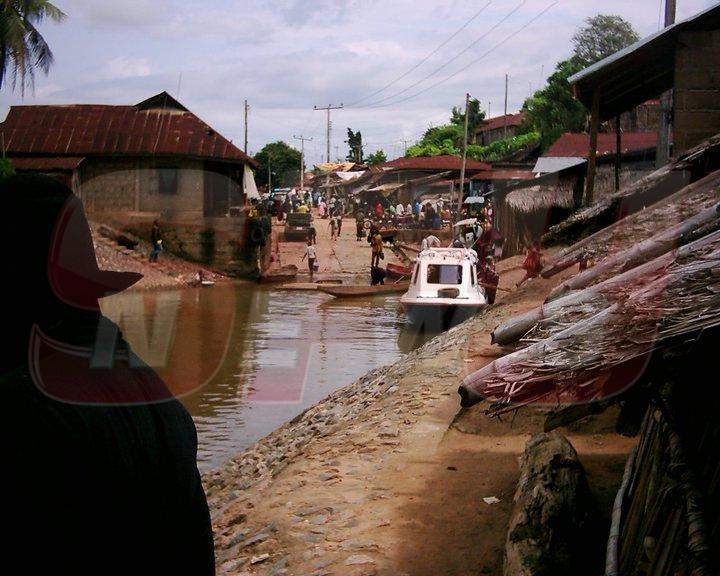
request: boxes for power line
[365,1,559,110]
[351,0,528,109]
[345,0,493,106]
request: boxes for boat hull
[402,302,483,330]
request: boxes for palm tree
[0,0,66,94]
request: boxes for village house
[491,131,661,256]
[0,91,262,275]
[569,3,720,201]
[474,112,525,146]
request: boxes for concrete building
[1,92,262,274]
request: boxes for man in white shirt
[301,240,317,279]
[396,203,405,216]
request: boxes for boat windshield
[427,264,463,285]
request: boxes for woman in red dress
[517,243,543,288]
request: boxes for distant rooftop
[379,155,491,172]
[544,132,660,159]
[475,112,526,134]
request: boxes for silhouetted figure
[0,175,215,575]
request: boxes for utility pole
[657,0,676,167]
[314,104,344,163]
[267,151,272,195]
[504,74,509,139]
[244,100,250,155]
[293,134,313,190]
[458,92,471,221]
[399,139,411,155]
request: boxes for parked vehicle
[284,212,313,241]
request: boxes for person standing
[336,213,343,237]
[371,229,384,267]
[301,239,317,280]
[356,213,365,242]
[307,224,317,245]
[481,256,499,305]
[329,216,338,240]
[517,243,543,288]
[149,220,162,263]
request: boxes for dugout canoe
[386,263,412,280]
[318,282,410,298]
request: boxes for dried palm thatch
[459,247,720,414]
[542,169,720,279]
[492,229,720,346]
[547,200,720,301]
[542,133,720,246]
[505,183,575,214]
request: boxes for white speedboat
[400,247,487,329]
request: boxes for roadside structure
[474,112,525,146]
[569,2,720,203]
[0,91,262,274]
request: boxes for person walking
[149,220,163,263]
[336,213,343,237]
[329,216,338,240]
[301,239,317,280]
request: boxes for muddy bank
[92,224,230,291]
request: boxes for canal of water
[101,283,433,470]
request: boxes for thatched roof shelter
[505,183,575,214]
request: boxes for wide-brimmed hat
[4,174,141,310]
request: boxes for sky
[1,0,716,167]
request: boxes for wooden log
[547,202,720,302]
[542,169,720,279]
[505,432,592,576]
[605,446,637,576]
[492,229,720,346]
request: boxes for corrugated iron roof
[475,112,526,134]
[472,169,535,181]
[379,155,491,172]
[544,132,659,159]
[533,157,587,174]
[569,4,720,121]
[0,91,256,166]
[10,156,86,171]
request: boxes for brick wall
[674,30,720,154]
[77,157,257,276]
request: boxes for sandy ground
[272,213,407,280]
[205,252,636,576]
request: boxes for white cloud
[105,57,152,79]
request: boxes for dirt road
[272,212,407,279]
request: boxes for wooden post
[584,90,601,206]
[657,0,676,167]
[458,92,471,221]
[615,116,622,192]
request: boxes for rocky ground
[203,255,636,576]
[91,223,229,291]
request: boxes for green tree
[521,59,587,151]
[0,1,66,94]
[345,128,364,163]
[450,97,485,135]
[253,141,301,189]
[572,14,640,68]
[366,149,387,165]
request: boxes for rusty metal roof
[0,91,256,167]
[379,155,490,172]
[475,112,525,134]
[10,156,85,172]
[544,132,659,159]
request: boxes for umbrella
[464,196,485,205]
[454,218,478,228]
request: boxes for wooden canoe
[318,282,410,298]
[386,263,412,279]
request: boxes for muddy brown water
[101,282,436,470]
